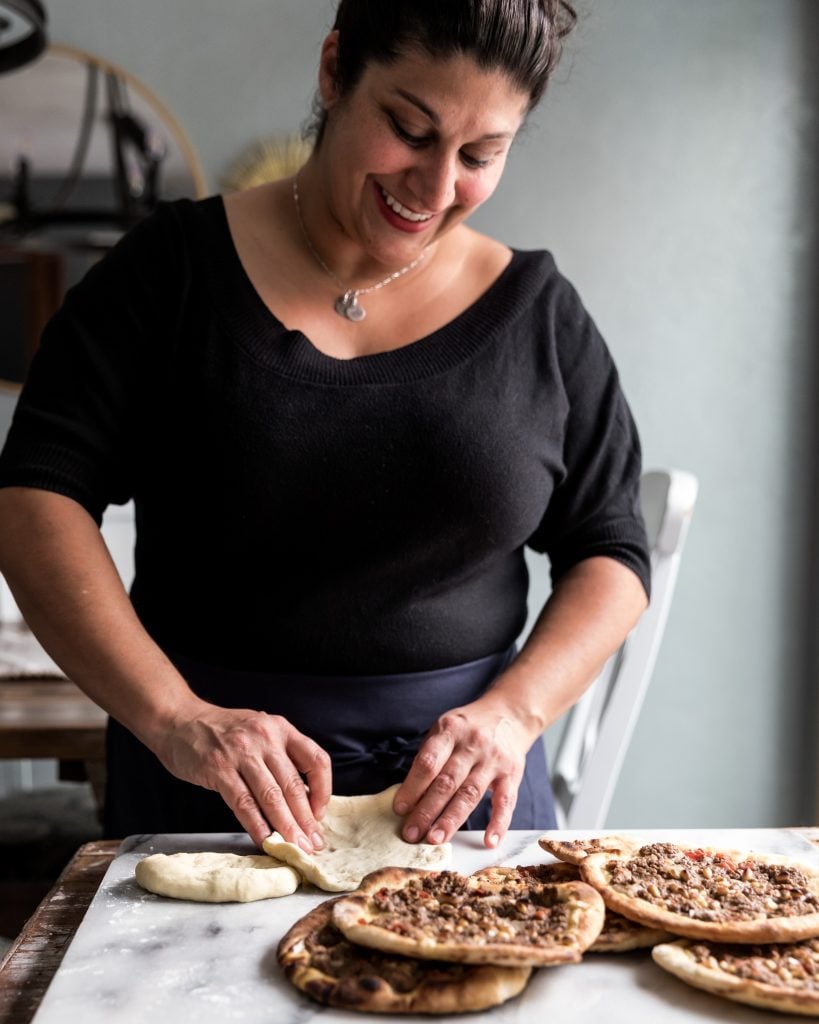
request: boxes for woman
[0,0,649,850]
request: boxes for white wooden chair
[550,468,699,829]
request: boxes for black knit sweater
[0,197,650,673]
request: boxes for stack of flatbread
[279,863,606,1013]
[279,832,819,1015]
[540,834,819,1016]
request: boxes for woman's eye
[390,116,427,146]
[388,113,492,168]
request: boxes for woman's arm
[393,555,648,847]
[0,486,331,849]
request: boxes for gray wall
[2,0,817,827]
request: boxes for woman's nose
[410,152,457,213]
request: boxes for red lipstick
[373,182,434,234]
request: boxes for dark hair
[309,0,577,143]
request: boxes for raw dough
[262,785,451,892]
[134,851,300,902]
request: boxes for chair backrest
[550,468,699,829]
[99,500,136,590]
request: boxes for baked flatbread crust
[581,842,819,942]
[332,866,605,967]
[471,862,581,886]
[471,863,670,953]
[278,898,531,1014]
[538,835,638,866]
[590,911,672,953]
[652,937,819,1016]
[134,852,299,902]
[262,786,450,893]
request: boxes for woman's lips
[373,182,435,234]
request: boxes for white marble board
[31,829,819,1024]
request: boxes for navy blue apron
[104,646,557,837]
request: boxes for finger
[483,776,518,850]
[245,752,324,851]
[417,767,493,844]
[286,729,332,822]
[400,749,481,842]
[393,723,458,818]
[238,758,306,846]
[215,772,283,850]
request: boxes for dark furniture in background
[0,244,62,383]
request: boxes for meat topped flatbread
[652,937,819,1016]
[538,835,637,866]
[331,867,606,967]
[277,898,531,1015]
[471,863,671,953]
[470,862,580,886]
[593,909,672,954]
[581,842,819,943]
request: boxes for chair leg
[84,759,106,825]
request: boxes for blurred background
[0,0,817,864]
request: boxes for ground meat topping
[601,911,647,937]
[366,871,589,947]
[304,921,471,992]
[566,839,608,855]
[688,939,819,991]
[606,844,819,922]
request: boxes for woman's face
[316,37,530,269]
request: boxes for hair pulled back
[311,0,577,142]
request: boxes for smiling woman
[0,1,651,855]
[290,46,529,326]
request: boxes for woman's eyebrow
[393,87,514,141]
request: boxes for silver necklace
[292,177,430,322]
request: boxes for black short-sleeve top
[0,197,650,673]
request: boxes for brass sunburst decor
[221,134,313,192]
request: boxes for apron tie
[332,732,427,774]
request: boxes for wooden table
[3,831,819,1024]
[0,840,119,1024]
[0,678,107,803]
[0,679,107,760]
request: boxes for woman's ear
[318,30,341,110]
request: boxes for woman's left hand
[392,693,534,850]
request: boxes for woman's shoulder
[454,227,558,314]
[147,191,228,247]
[464,236,613,371]
[462,226,564,284]
[83,193,225,278]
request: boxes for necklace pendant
[335,291,366,322]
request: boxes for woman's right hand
[150,699,332,850]
[0,490,332,852]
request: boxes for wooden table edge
[0,839,121,1024]
[2,829,819,1024]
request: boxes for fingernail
[405,826,420,842]
[312,832,325,851]
[429,828,445,844]
[394,801,408,816]
[297,834,313,853]
[487,832,500,849]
